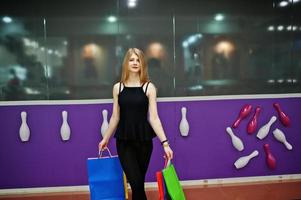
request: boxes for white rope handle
[99,147,113,158]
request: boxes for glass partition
[0,0,300,100]
[0,17,47,100]
[116,16,175,97]
[46,17,118,99]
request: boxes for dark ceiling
[1,0,298,18]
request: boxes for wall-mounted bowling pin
[226,127,244,151]
[19,111,30,142]
[247,106,261,134]
[179,107,189,137]
[60,110,71,141]
[273,128,293,150]
[234,150,259,169]
[256,116,277,140]
[263,143,276,170]
[273,103,291,127]
[232,104,252,128]
[100,109,109,138]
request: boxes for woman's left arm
[147,83,173,159]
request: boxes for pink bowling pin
[263,144,276,170]
[247,107,261,134]
[232,104,252,128]
[273,103,290,127]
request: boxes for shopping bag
[162,160,186,200]
[156,171,165,200]
[162,173,172,200]
[156,158,169,200]
[123,172,129,199]
[87,147,125,200]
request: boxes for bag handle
[99,147,113,158]
[164,156,171,168]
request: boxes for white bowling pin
[179,107,189,137]
[60,110,71,141]
[226,127,244,151]
[19,111,30,142]
[234,150,259,169]
[100,109,109,138]
[273,128,292,150]
[256,116,277,140]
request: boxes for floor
[0,180,301,200]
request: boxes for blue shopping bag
[87,147,125,200]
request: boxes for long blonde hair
[120,48,149,84]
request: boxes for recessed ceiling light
[277,25,284,31]
[107,16,117,23]
[279,1,289,7]
[267,26,275,31]
[128,0,137,8]
[128,1,137,8]
[214,14,224,21]
[2,16,12,23]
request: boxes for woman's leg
[135,140,153,184]
[116,140,153,200]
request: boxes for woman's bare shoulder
[148,82,156,90]
[113,82,121,88]
[146,82,157,97]
[113,82,122,94]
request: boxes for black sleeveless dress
[114,82,156,141]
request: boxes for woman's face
[128,53,141,73]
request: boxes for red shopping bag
[156,158,172,200]
[156,171,165,200]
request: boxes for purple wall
[0,97,301,189]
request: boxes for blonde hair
[120,48,149,84]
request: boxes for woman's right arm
[99,83,120,150]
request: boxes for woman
[99,48,173,200]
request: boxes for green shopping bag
[162,160,186,200]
